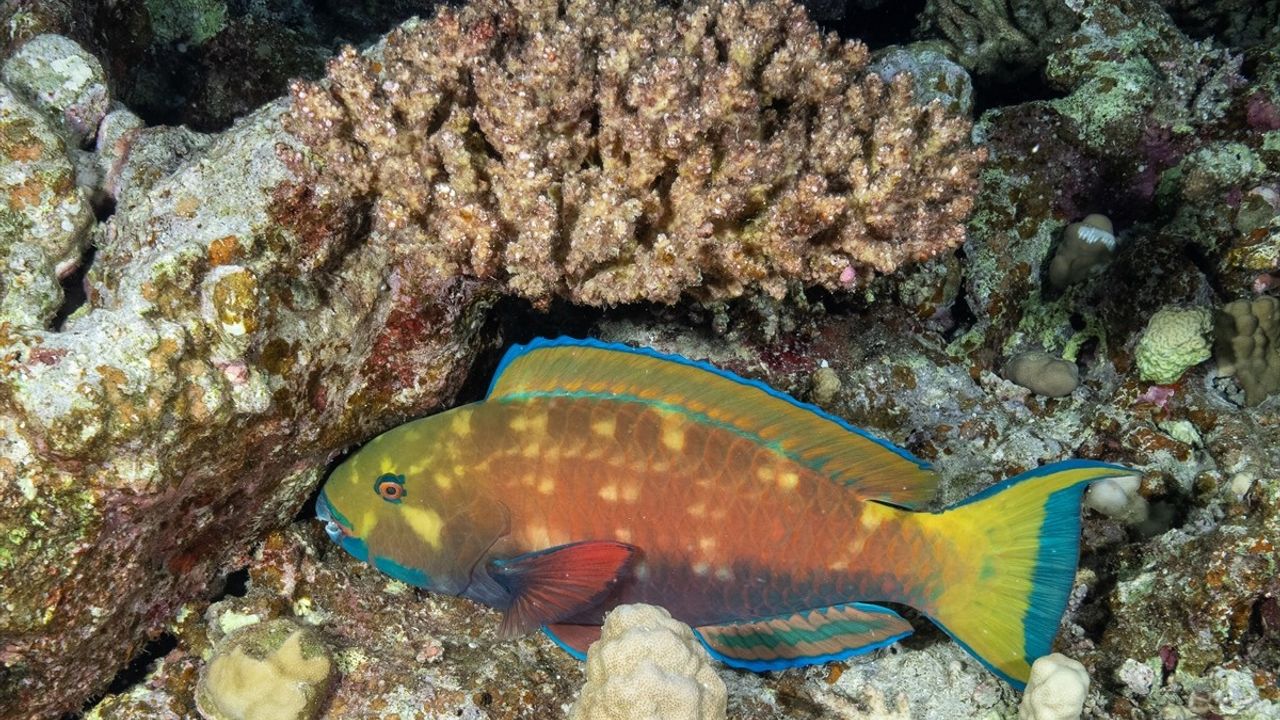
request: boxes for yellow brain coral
[196,620,332,720]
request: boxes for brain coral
[284,0,984,306]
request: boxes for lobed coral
[569,604,726,720]
[1048,214,1115,290]
[1004,350,1080,397]
[284,0,984,307]
[1215,296,1280,405]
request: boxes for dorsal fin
[487,337,937,508]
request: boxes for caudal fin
[923,460,1134,689]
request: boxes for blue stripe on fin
[541,623,600,660]
[488,337,937,508]
[693,602,914,672]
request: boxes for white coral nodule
[569,604,726,720]
[1019,653,1090,720]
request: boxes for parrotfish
[315,337,1132,688]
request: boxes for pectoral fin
[695,602,914,671]
[489,541,637,638]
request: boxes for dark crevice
[52,246,95,331]
[824,0,927,51]
[942,281,976,343]
[69,633,179,718]
[971,66,1069,115]
[456,296,610,405]
[218,568,250,599]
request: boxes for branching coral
[283,0,984,306]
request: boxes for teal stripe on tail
[920,460,1134,689]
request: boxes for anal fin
[695,602,913,671]
[543,623,603,660]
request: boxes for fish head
[315,408,509,596]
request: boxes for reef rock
[1,33,109,146]
[0,96,495,718]
[0,80,93,325]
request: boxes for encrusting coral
[569,604,726,720]
[195,620,332,720]
[283,0,984,306]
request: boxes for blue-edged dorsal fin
[694,602,914,671]
[487,337,937,508]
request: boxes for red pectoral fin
[489,541,637,639]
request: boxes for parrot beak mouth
[315,490,352,539]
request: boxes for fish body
[317,337,1133,688]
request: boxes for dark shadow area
[66,633,179,719]
[454,296,611,405]
[824,0,927,50]
[218,567,250,599]
[972,71,1068,115]
[51,246,94,331]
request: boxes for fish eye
[374,473,407,503]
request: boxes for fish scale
[316,337,1136,687]
[470,396,944,627]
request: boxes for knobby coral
[283,0,984,307]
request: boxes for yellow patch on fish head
[399,505,445,548]
[316,404,510,596]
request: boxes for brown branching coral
[284,0,984,306]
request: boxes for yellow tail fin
[922,460,1134,689]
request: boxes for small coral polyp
[283,0,984,307]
